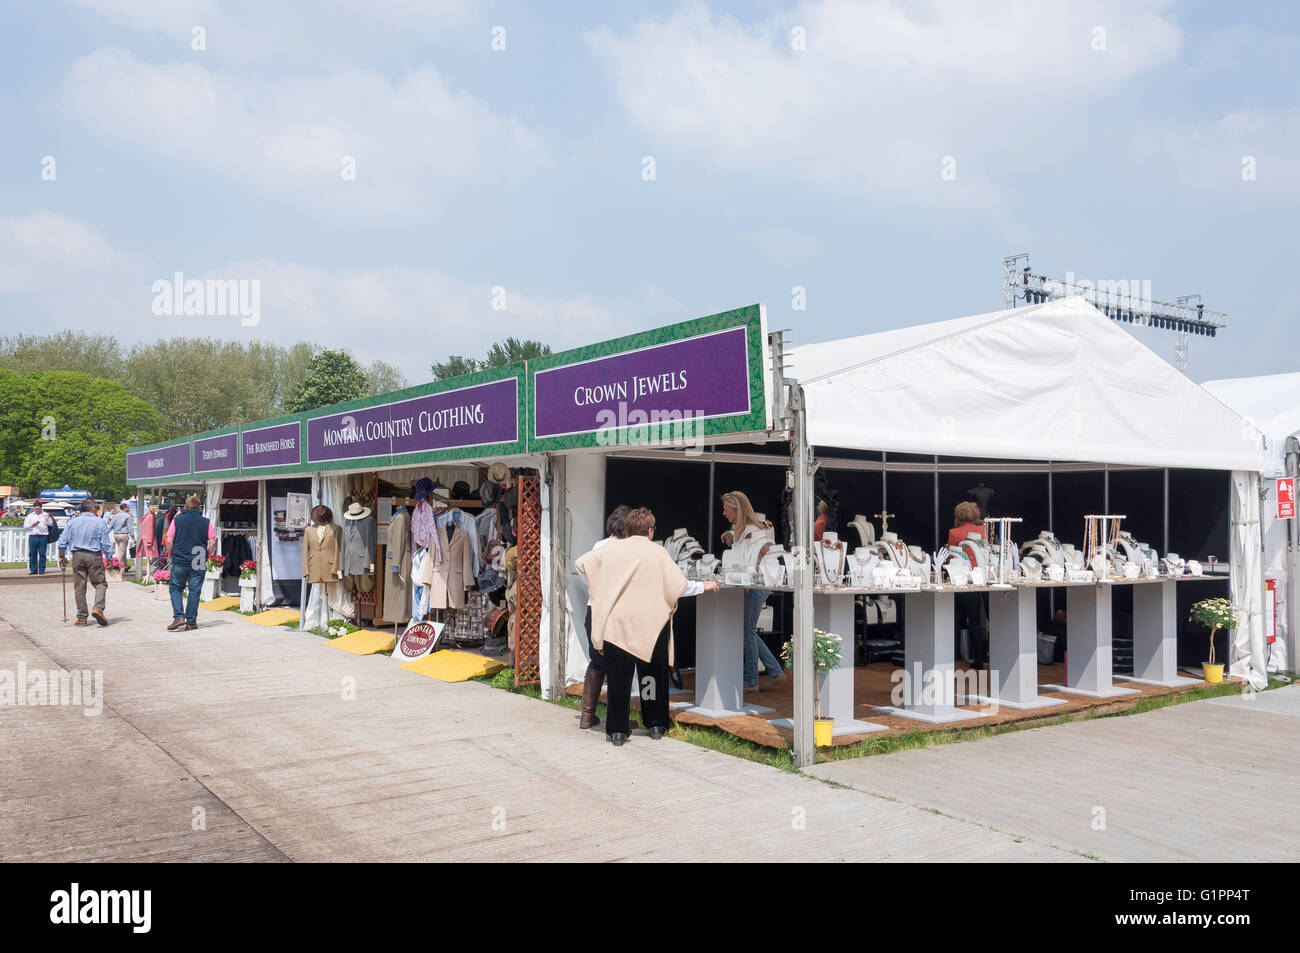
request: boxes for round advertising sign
[394,620,443,662]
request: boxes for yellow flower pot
[1202,663,1224,684]
[813,718,834,747]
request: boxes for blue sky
[1,0,1297,384]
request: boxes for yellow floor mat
[400,650,506,683]
[199,596,240,611]
[327,629,396,655]
[247,607,302,626]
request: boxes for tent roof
[1202,371,1300,475]
[792,296,1265,471]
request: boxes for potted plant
[782,628,844,747]
[152,568,170,600]
[105,557,124,583]
[203,554,226,600]
[1189,596,1239,683]
[238,560,257,613]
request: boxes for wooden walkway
[0,577,1082,862]
[812,684,1300,862]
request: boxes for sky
[1,0,1297,386]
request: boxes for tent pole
[1289,438,1300,675]
[790,383,814,769]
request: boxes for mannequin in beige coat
[421,524,474,610]
[302,507,343,583]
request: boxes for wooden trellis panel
[514,474,542,687]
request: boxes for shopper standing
[577,507,718,746]
[23,502,53,575]
[106,502,134,567]
[56,499,113,626]
[576,504,629,730]
[948,501,988,668]
[164,496,216,631]
[720,490,785,691]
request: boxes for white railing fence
[1,526,29,564]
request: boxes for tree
[286,349,368,413]
[430,338,551,380]
[430,355,480,381]
[484,337,551,367]
[0,331,125,380]
[0,369,38,487]
[20,371,164,500]
[364,359,408,396]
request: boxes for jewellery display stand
[872,590,984,723]
[768,591,887,736]
[982,516,1022,587]
[676,587,775,719]
[1040,582,1141,699]
[968,586,1067,711]
[1126,579,1200,687]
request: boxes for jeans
[170,561,205,625]
[27,535,49,573]
[743,587,782,687]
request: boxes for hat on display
[488,462,510,485]
[480,481,502,506]
[414,477,435,501]
[431,487,451,507]
[502,485,518,508]
[344,502,371,520]
[452,481,473,500]
[504,546,518,574]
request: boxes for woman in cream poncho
[576,506,718,746]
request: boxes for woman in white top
[721,490,786,691]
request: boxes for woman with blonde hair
[721,490,785,691]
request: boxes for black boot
[579,667,603,729]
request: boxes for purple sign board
[193,431,239,473]
[241,421,302,470]
[531,320,763,452]
[307,377,520,464]
[126,441,190,482]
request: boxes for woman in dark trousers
[948,501,988,667]
[578,505,630,729]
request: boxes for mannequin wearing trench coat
[382,508,412,624]
[421,524,474,610]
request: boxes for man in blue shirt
[57,499,114,626]
[106,503,134,568]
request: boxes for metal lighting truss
[1001,254,1228,373]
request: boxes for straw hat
[487,462,510,484]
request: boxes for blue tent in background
[38,484,92,502]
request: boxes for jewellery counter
[678,573,1227,735]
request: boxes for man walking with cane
[57,499,113,626]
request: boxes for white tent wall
[1231,471,1269,690]
[559,453,607,689]
[539,459,557,698]
[256,479,272,610]
[797,297,1265,471]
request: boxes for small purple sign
[193,431,239,473]
[127,441,190,481]
[307,377,519,463]
[533,325,752,439]
[241,421,301,470]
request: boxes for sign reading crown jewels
[527,304,771,452]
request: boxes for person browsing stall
[721,490,785,692]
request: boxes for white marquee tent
[792,296,1272,686]
[1203,371,1300,673]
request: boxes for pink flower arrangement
[152,569,170,583]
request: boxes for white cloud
[1130,108,1300,205]
[64,0,471,64]
[584,0,1182,206]
[0,212,641,381]
[59,47,547,217]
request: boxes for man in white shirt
[23,502,54,575]
[106,503,135,567]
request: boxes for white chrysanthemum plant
[1188,597,1240,666]
[781,628,844,721]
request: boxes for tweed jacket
[302,521,343,583]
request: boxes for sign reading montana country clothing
[193,430,240,474]
[528,304,770,452]
[241,420,302,470]
[305,365,526,469]
[126,441,191,482]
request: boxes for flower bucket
[1202,663,1225,684]
[106,569,122,584]
[813,718,834,747]
[154,584,168,601]
[239,578,256,613]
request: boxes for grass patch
[0,562,28,570]
[282,620,299,629]
[818,676,1280,764]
